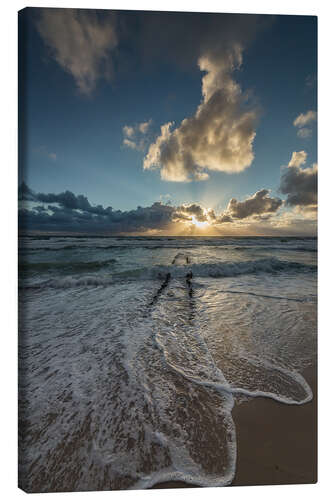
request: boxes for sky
[18,8,317,235]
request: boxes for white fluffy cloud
[144,46,258,182]
[37,9,117,94]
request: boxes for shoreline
[152,363,317,489]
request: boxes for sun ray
[191,215,209,229]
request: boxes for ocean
[18,235,317,491]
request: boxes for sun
[191,215,209,229]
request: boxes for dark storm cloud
[226,189,283,220]
[280,152,317,207]
[18,184,175,233]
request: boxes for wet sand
[232,364,317,486]
[152,364,317,489]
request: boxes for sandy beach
[232,364,317,486]
[152,364,317,489]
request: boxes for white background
[0,1,332,498]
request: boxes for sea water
[18,235,317,491]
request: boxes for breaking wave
[19,259,117,273]
[20,258,316,289]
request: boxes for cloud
[224,189,283,220]
[123,120,152,151]
[173,203,216,223]
[280,152,317,207]
[216,214,233,224]
[123,125,135,138]
[293,111,317,128]
[123,138,138,150]
[19,184,112,215]
[138,120,152,134]
[18,184,316,236]
[140,13,266,182]
[159,194,172,203]
[293,110,317,140]
[288,150,308,168]
[178,204,206,221]
[143,49,258,182]
[19,184,176,233]
[36,8,117,94]
[297,128,312,139]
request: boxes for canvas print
[18,8,317,492]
